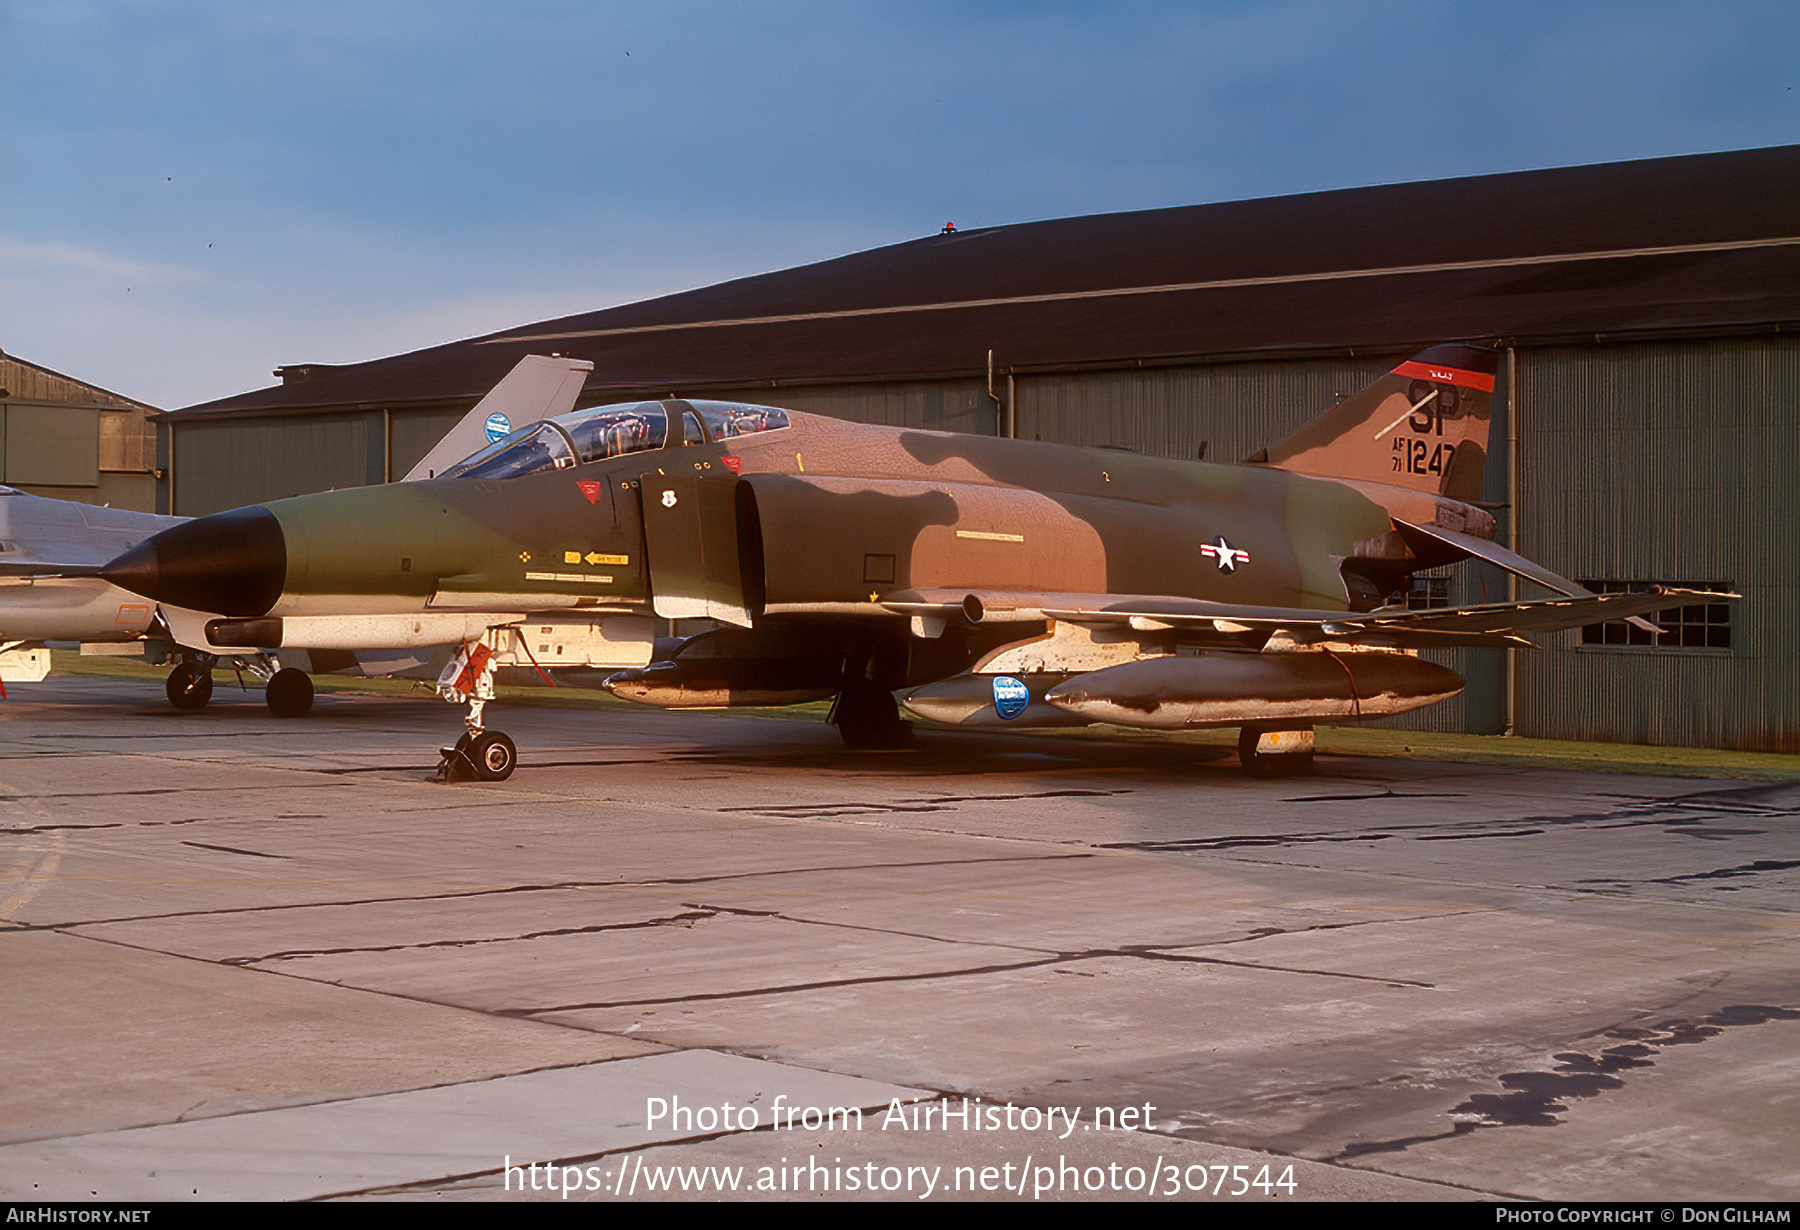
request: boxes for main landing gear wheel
[436,730,518,781]
[265,668,314,718]
[166,662,213,711]
[832,681,914,750]
[1238,727,1315,776]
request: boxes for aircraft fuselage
[109,409,1490,637]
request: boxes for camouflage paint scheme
[128,356,1486,621]
[101,345,1726,771]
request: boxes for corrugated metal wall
[168,406,469,515]
[1512,336,1798,750]
[0,357,160,510]
[388,407,469,478]
[1015,357,1387,462]
[172,413,386,515]
[0,403,160,510]
[3,404,98,487]
[691,380,996,435]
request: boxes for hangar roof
[1,351,158,412]
[173,144,1800,419]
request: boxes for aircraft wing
[880,586,1735,651]
[0,487,183,570]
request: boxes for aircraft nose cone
[101,505,288,617]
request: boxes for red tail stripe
[1392,360,1495,392]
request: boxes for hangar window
[1578,582,1733,650]
[1386,573,1451,610]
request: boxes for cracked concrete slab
[0,1051,923,1201]
[0,929,661,1145]
[3,676,1796,1201]
[392,1110,1471,1202]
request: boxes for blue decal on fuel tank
[484,412,512,442]
[991,675,1030,721]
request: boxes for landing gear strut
[1238,726,1315,776]
[436,637,517,781]
[831,679,913,749]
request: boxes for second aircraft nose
[101,505,288,618]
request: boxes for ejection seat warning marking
[565,552,630,566]
[527,572,614,584]
[956,530,1025,543]
[577,481,603,503]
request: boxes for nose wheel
[435,636,518,781]
[438,730,518,781]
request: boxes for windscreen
[441,421,577,480]
[441,402,670,479]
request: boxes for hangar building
[0,351,159,512]
[161,145,1800,751]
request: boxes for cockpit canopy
[441,399,791,481]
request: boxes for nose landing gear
[435,637,518,781]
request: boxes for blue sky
[3,1,1796,409]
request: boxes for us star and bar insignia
[1201,536,1250,572]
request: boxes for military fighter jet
[0,354,594,715]
[100,343,1724,778]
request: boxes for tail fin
[401,354,594,482]
[1252,343,1497,503]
